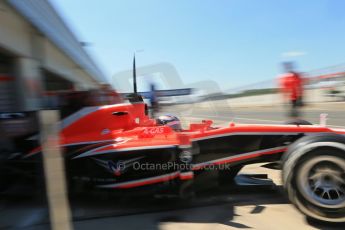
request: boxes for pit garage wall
[0,1,100,111]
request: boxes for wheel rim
[297,155,345,209]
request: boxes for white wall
[0,1,31,56]
[0,1,101,110]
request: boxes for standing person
[278,62,304,117]
[148,82,159,117]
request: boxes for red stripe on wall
[0,76,13,82]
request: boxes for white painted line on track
[326,125,345,128]
[184,115,345,128]
[186,114,282,123]
[234,117,282,123]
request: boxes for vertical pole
[40,110,72,230]
[133,55,137,94]
[320,113,328,127]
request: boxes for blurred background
[0,0,345,229]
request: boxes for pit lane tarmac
[0,173,278,227]
[0,171,343,230]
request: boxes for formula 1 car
[2,96,345,223]
[1,62,345,223]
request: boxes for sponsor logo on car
[93,156,145,176]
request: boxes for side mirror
[112,111,128,116]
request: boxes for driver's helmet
[156,115,182,131]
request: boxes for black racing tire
[284,119,313,126]
[282,134,345,223]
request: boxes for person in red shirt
[278,62,304,117]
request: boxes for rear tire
[285,119,312,125]
[283,138,345,223]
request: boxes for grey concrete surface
[68,164,343,230]
[162,102,345,128]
